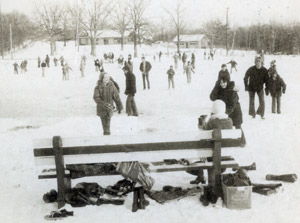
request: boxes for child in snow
[167,65,175,89]
[266,68,286,114]
[184,61,195,83]
[13,62,19,74]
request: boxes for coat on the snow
[125,71,137,96]
[210,81,243,128]
[93,80,123,118]
[266,74,286,97]
[244,65,269,92]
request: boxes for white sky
[1,0,300,27]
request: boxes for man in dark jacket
[210,76,243,129]
[123,66,138,116]
[244,56,269,119]
[139,57,152,90]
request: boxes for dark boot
[199,186,209,206]
[132,189,139,212]
[138,187,149,209]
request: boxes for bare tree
[165,0,186,54]
[33,1,65,55]
[69,0,114,56]
[128,0,149,58]
[112,0,130,51]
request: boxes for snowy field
[0,41,300,223]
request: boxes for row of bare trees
[1,0,300,57]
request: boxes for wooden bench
[33,128,245,208]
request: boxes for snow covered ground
[0,41,300,223]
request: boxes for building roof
[79,30,129,38]
[173,34,206,42]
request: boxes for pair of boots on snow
[132,187,149,212]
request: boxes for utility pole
[226,8,229,56]
[10,24,13,59]
[0,0,4,59]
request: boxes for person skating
[173,53,179,69]
[53,57,58,66]
[139,57,152,90]
[191,53,196,69]
[265,68,286,114]
[62,62,72,80]
[80,60,85,78]
[227,59,238,73]
[167,65,175,89]
[117,55,124,69]
[218,64,230,81]
[244,56,269,119]
[123,66,138,116]
[93,73,123,135]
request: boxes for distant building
[173,34,210,48]
[79,30,129,45]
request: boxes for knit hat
[221,64,227,68]
[210,100,228,119]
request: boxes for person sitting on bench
[189,100,233,184]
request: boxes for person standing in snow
[244,56,269,119]
[41,61,47,77]
[173,53,179,69]
[218,64,230,81]
[191,53,196,69]
[63,62,72,80]
[265,68,286,114]
[37,56,41,68]
[159,51,162,62]
[167,65,175,89]
[13,62,20,74]
[24,60,28,72]
[184,61,195,83]
[45,55,50,68]
[117,55,124,69]
[123,66,138,116]
[80,60,85,78]
[182,52,187,70]
[139,57,152,90]
[93,73,123,135]
[125,54,133,72]
[59,56,64,67]
[53,57,58,67]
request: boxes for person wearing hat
[139,56,152,89]
[265,67,286,114]
[218,64,230,81]
[93,73,123,135]
[244,56,269,119]
[189,100,233,185]
[123,66,138,116]
[210,76,243,129]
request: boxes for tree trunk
[91,37,96,57]
[50,40,55,56]
[177,28,180,54]
[134,30,137,58]
[231,30,236,55]
[121,33,124,51]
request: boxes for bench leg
[211,129,222,197]
[53,136,70,209]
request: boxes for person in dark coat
[45,55,50,68]
[191,53,196,69]
[266,69,286,114]
[139,57,152,90]
[124,54,133,72]
[93,73,123,135]
[167,65,175,89]
[218,64,230,81]
[13,62,20,74]
[38,56,41,68]
[244,56,269,119]
[210,76,243,129]
[123,66,138,116]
